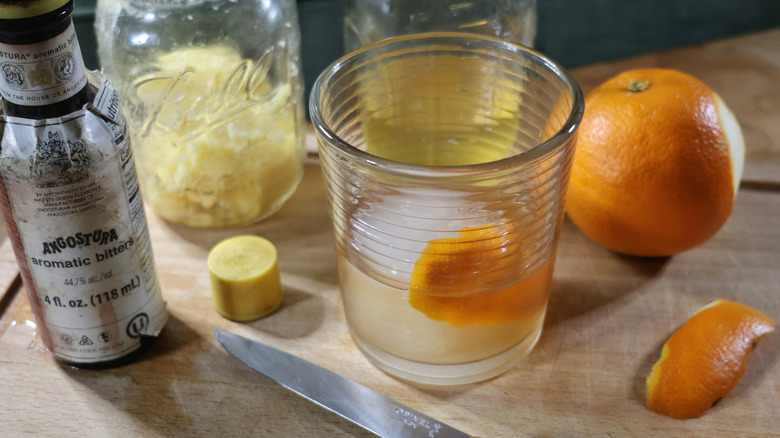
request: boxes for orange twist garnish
[409,226,553,327]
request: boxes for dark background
[76,0,780,106]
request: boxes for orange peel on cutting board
[646,299,775,419]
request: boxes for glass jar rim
[310,32,584,176]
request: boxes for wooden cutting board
[1,28,779,438]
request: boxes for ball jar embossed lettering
[95,0,306,228]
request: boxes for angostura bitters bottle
[0,0,168,367]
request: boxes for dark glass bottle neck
[0,0,93,119]
[0,1,73,45]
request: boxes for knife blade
[215,329,473,438]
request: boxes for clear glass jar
[344,0,537,53]
[95,0,306,228]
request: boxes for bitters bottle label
[0,21,88,107]
[0,79,167,363]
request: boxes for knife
[215,329,474,438]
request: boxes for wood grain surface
[1,28,779,438]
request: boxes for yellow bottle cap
[208,235,283,321]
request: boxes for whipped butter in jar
[96,0,306,228]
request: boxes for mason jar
[344,0,537,52]
[95,0,306,228]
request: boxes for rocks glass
[310,33,583,385]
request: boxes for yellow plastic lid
[208,235,283,321]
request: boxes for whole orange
[566,68,745,257]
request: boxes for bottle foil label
[0,75,167,363]
[0,21,88,107]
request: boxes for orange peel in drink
[409,226,553,327]
[646,298,775,419]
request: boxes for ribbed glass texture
[311,33,582,384]
[313,33,582,294]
